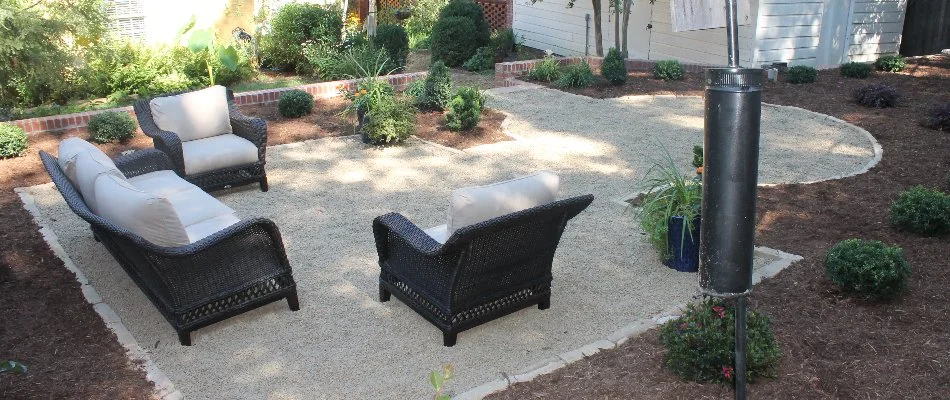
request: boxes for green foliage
[555,61,594,88]
[875,55,906,72]
[341,78,396,119]
[179,18,241,86]
[601,48,628,85]
[438,0,491,41]
[305,44,393,81]
[786,65,817,84]
[430,0,490,67]
[890,185,950,236]
[528,54,561,82]
[825,239,911,300]
[1,360,28,375]
[373,24,410,70]
[653,60,684,81]
[463,46,495,72]
[278,89,314,118]
[88,111,136,143]
[659,298,780,384]
[638,148,703,260]
[923,103,950,131]
[406,0,448,49]
[839,62,872,79]
[446,86,484,131]
[364,95,416,144]
[417,61,454,111]
[429,364,454,400]
[259,2,344,72]
[0,124,28,159]
[853,83,901,108]
[692,145,703,168]
[491,28,516,59]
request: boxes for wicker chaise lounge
[39,145,298,346]
[373,171,593,346]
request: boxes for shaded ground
[489,55,950,399]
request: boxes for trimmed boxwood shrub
[875,55,906,72]
[923,103,950,131]
[853,83,901,108]
[890,185,950,236]
[445,86,484,131]
[786,65,817,84]
[0,124,28,159]
[463,46,495,72]
[260,3,344,72]
[430,0,490,67]
[373,24,410,69]
[555,61,594,88]
[825,239,911,300]
[840,62,871,78]
[654,60,684,81]
[659,298,781,384]
[88,111,137,143]
[417,61,453,111]
[602,48,628,85]
[278,89,314,118]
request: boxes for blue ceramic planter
[664,215,701,272]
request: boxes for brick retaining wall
[495,57,717,85]
[6,72,427,135]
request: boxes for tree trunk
[613,0,620,50]
[621,0,632,57]
[592,0,604,56]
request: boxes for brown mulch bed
[489,55,950,399]
[0,98,505,398]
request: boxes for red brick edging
[494,56,716,86]
[5,72,427,135]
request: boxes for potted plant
[638,150,703,272]
[338,51,398,143]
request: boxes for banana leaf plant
[178,16,239,86]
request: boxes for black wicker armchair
[134,88,269,192]
[39,149,298,346]
[373,194,594,346]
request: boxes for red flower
[679,322,688,330]
[722,366,734,380]
[712,306,726,318]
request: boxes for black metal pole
[725,0,739,67]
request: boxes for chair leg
[443,332,457,347]
[538,295,551,310]
[178,330,192,346]
[259,176,269,192]
[287,290,300,311]
[379,285,391,302]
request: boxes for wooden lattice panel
[474,0,511,30]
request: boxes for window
[106,0,146,40]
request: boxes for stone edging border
[494,56,717,86]
[5,72,427,136]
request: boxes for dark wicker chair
[39,149,298,346]
[373,194,594,346]
[133,88,269,192]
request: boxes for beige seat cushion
[73,150,126,214]
[57,137,106,185]
[446,171,559,235]
[423,224,449,244]
[180,134,259,175]
[148,85,232,142]
[93,174,190,247]
[128,170,236,227]
[184,213,241,243]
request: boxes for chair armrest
[114,149,176,178]
[373,213,443,258]
[229,105,268,148]
[134,100,186,175]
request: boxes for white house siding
[512,0,600,56]
[648,0,757,66]
[846,0,906,62]
[753,0,824,66]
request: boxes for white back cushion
[148,85,232,142]
[73,150,125,214]
[94,174,190,248]
[447,171,559,235]
[57,137,103,185]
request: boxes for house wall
[845,0,906,62]
[754,0,824,66]
[511,0,600,56]
[648,0,757,66]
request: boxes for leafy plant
[278,90,314,118]
[429,364,455,400]
[786,65,817,84]
[638,148,703,260]
[602,48,628,85]
[491,28,516,59]
[417,61,454,111]
[890,185,950,236]
[875,55,906,72]
[259,3,343,72]
[0,124,28,159]
[463,46,496,72]
[446,86,484,131]
[555,61,595,88]
[306,44,393,81]
[853,83,901,108]
[654,60,684,81]
[406,0,448,49]
[341,78,396,120]
[659,298,780,384]
[528,52,561,82]
[364,95,416,144]
[825,239,911,300]
[88,111,137,143]
[691,145,703,169]
[1,360,28,375]
[373,24,410,70]
[178,17,240,86]
[922,103,950,131]
[840,62,872,78]
[430,0,490,67]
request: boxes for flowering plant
[339,78,395,121]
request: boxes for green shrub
[0,124,28,159]
[555,61,595,88]
[602,48,628,85]
[825,239,911,300]
[786,65,818,84]
[463,46,495,72]
[840,62,872,79]
[146,72,195,95]
[653,60,684,81]
[890,185,950,236]
[659,298,780,384]
[491,28,516,59]
[342,78,396,119]
[406,0,447,49]
[417,61,453,111]
[305,44,392,81]
[278,90,314,118]
[430,0,490,67]
[88,111,137,143]
[692,145,704,168]
[446,86,484,131]
[875,55,906,72]
[365,95,416,144]
[528,55,560,82]
[438,0,491,42]
[373,24,410,70]
[639,150,703,260]
[260,3,343,72]
[923,103,950,132]
[853,83,901,108]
